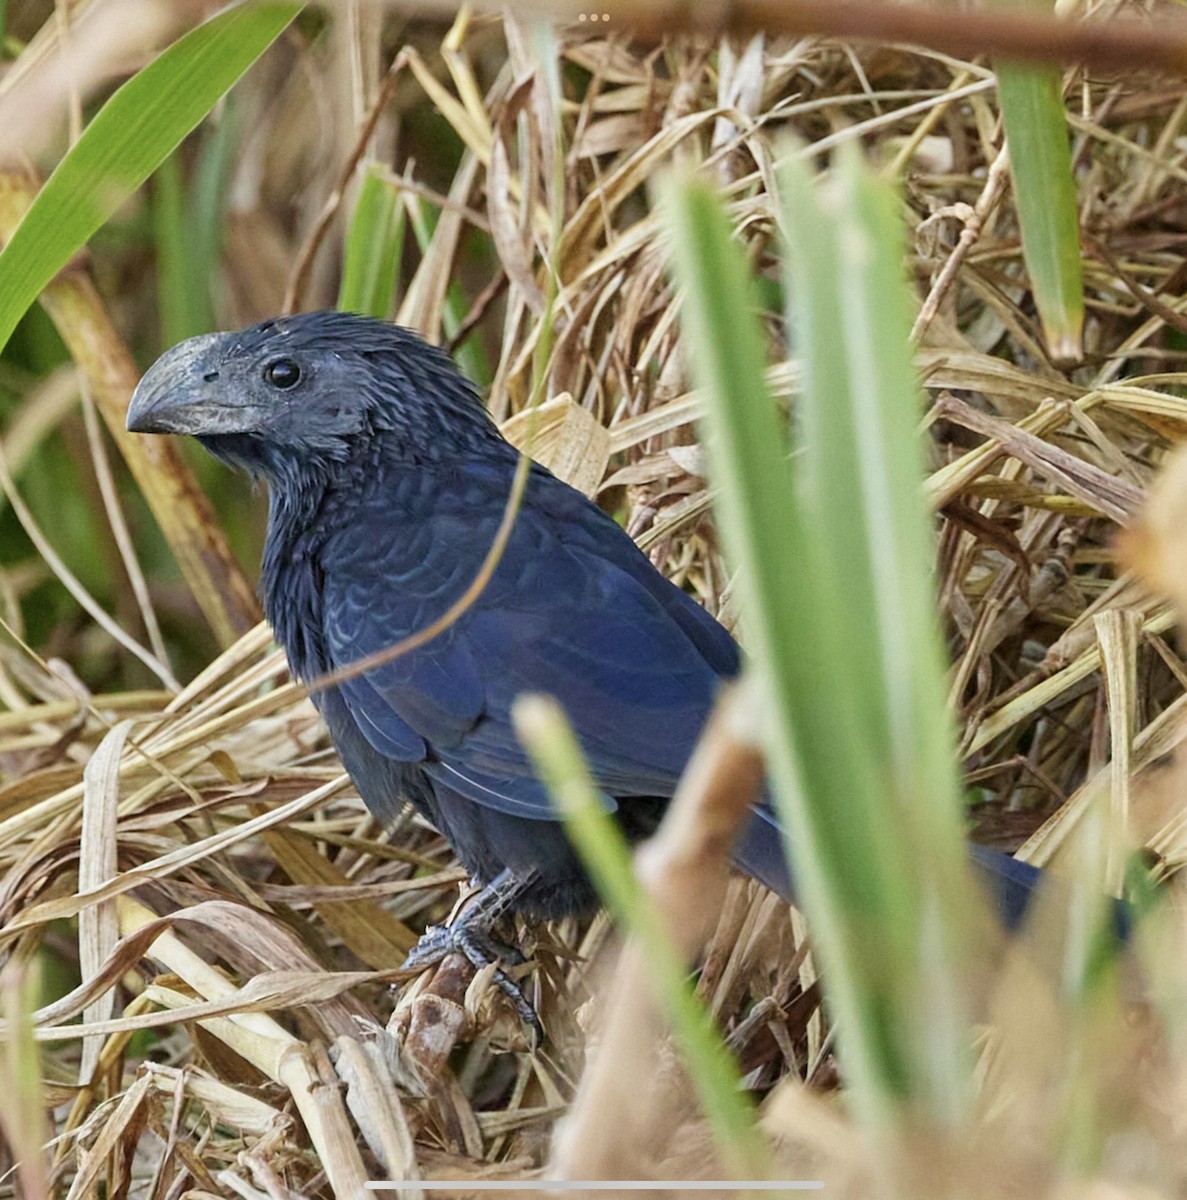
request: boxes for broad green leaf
[998,62,1084,363]
[0,1,301,355]
[784,147,973,885]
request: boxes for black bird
[127,311,1046,1019]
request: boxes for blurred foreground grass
[3,1,1187,1195]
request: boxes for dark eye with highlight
[264,358,302,389]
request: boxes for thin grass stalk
[338,161,405,318]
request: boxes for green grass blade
[512,694,771,1182]
[338,163,405,319]
[822,146,973,857]
[405,193,491,383]
[779,153,890,770]
[188,103,241,327]
[997,62,1084,363]
[828,145,980,1108]
[666,175,905,1123]
[666,166,980,1131]
[153,153,207,347]
[0,1,301,355]
[783,147,975,929]
[0,966,49,1200]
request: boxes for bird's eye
[263,358,302,389]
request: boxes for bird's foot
[402,870,542,1039]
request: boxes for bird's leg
[403,869,542,1035]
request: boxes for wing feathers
[325,467,733,819]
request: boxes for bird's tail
[733,804,1130,938]
[732,804,795,900]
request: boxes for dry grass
[5,2,1187,1195]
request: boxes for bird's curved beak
[127,332,258,436]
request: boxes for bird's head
[127,311,500,484]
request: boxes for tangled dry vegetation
[6,3,1187,1196]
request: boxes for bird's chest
[264,533,333,683]
[262,486,367,682]
[266,465,511,683]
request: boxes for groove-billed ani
[127,311,1048,1017]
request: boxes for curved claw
[400,870,542,1039]
[453,925,541,1040]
